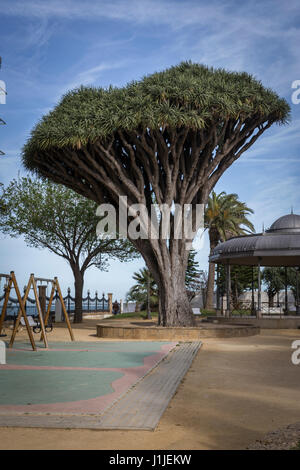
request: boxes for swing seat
[20,315,37,327]
[20,316,53,334]
[20,315,40,333]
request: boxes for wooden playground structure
[0,272,74,351]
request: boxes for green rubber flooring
[0,341,174,409]
[0,369,122,405]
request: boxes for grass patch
[103,311,158,320]
[199,309,253,317]
[231,310,253,316]
[199,309,217,316]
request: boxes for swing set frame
[0,271,74,351]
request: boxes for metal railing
[64,289,109,315]
[225,300,300,317]
[0,289,109,320]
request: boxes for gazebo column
[225,261,231,317]
[216,264,221,315]
[256,259,262,318]
[284,267,288,315]
[251,266,255,316]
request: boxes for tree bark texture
[73,268,84,323]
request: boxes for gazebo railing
[229,300,298,316]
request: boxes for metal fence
[64,289,109,315]
[0,288,109,320]
[222,299,300,316]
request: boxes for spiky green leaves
[23,61,290,168]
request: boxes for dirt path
[0,324,299,450]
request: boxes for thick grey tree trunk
[143,244,195,327]
[73,269,84,323]
[158,275,194,326]
[268,292,275,308]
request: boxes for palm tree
[126,268,158,310]
[204,191,255,310]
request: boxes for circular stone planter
[96,319,260,341]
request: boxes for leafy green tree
[262,267,285,307]
[22,62,289,326]
[0,177,138,322]
[217,265,258,309]
[0,182,4,213]
[185,250,203,300]
[185,250,199,288]
[286,267,300,305]
[261,267,299,309]
[205,191,255,309]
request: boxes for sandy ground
[0,320,299,450]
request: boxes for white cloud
[52,60,130,104]
[246,172,300,231]
[240,120,300,162]
[4,0,300,105]
[64,61,127,90]
[1,0,223,28]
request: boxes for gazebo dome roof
[209,213,300,267]
[268,213,300,232]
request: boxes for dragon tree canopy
[23,61,289,180]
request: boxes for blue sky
[0,0,299,299]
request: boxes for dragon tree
[22,62,290,327]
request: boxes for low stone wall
[96,320,260,341]
[208,316,300,329]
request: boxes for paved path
[0,342,201,430]
[98,341,201,430]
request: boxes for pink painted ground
[0,342,176,415]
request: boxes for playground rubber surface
[0,341,176,416]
